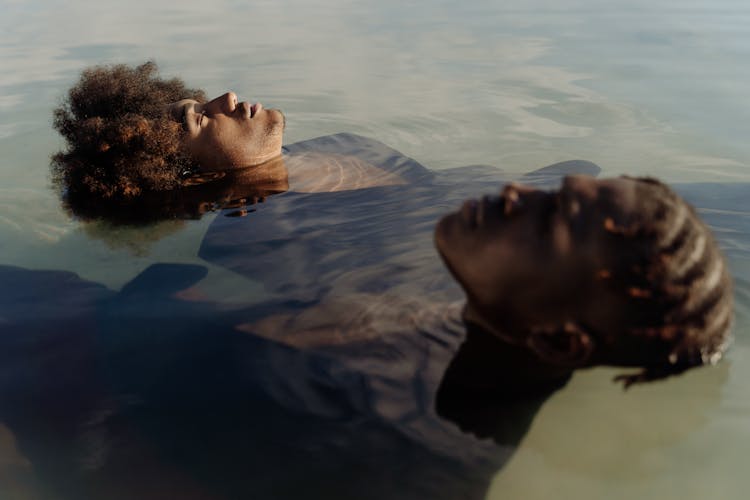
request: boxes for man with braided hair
[435,175,733,391]
[204,171,733,447]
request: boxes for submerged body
[3,135,603,498]
[2,170,740,498]
[11,129,735,497]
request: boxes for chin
[434,212,461,256]
[434,216,461,279]
[434,212,474,292]
[434,210,478,270]
[268,108,286,130]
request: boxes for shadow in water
[0,263,564,500]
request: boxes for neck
[439,312,574,398]
[230,155,289,187]
[188,156,289,190]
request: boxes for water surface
[1,1,749,499]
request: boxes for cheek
[476,239,581,305]
[183,132,235,168]
[183,135,209,161]
[438,215,558,300]
[458,239,541,304]
[235,121,281,153]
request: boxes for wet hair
[61,162,289,226]
[596,177,733,386]
[52,62,206,199]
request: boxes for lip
[250,102,262,118]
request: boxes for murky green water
[1,1,749,498]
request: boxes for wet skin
[169,92,285,170]
[434,175,642,349]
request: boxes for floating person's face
[435,175,642,340]
[169,92,285,170]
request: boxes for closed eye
[182,104,206,133]
[181,106,189,131]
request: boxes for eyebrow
[184,104,208,133]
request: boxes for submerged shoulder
[236,293,464,352]
[285,133,434,191]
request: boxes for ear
[526,322,595,367]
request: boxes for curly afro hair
[52,62,206,199]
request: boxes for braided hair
[597,177,733,386]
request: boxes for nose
[200,91,238,115]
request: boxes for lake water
[1,0,749,498]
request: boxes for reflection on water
[1,0,750,498]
